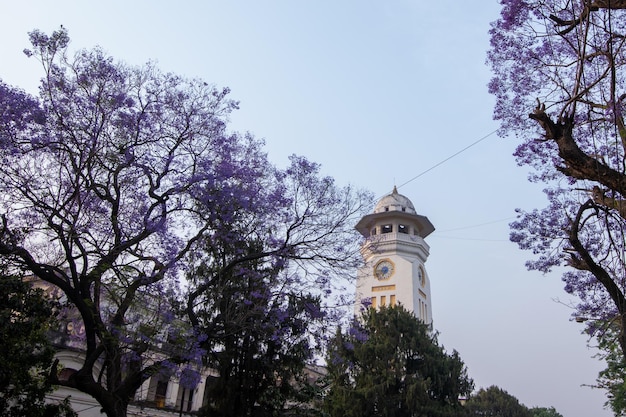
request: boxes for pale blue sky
[0,2,611,416]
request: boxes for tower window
[384,206,389,212]
[402,207,406,212]
[398,224,408,234]
[382,224,393,234]
[371,228,377,236]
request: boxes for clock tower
[355,187,435,324]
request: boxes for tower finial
[392,185,398,194]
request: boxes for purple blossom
[179,367,201,389]
[497,0,531,30]
[348,323,369,343]
[303,301,325,319]
[360,297,373,309]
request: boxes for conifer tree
[324,305,473,417]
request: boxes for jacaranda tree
[0,28,371,417]
[488,0,626,375]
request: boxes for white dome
[374,186,416,214]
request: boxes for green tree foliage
[465,386,532,417]
[0,272,76,417]
[323,305,473,417]
[589,322,626,416]
[529,406,564,417]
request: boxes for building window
[384,206,389,212]
[155,380,168,408]
[147,376,170,408]
[382,224,393,234]
[202,375,218,408]
[371,297,377,309]
[371,227,377,235]
[380,295,386,306]
[402,207,406,212]
[176,385,194,412]
[390,294,396,306]
[398,224,408,234]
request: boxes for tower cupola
[355,186,434,240]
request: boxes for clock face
[374,259,395,280]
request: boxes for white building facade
[355,187,435,324]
